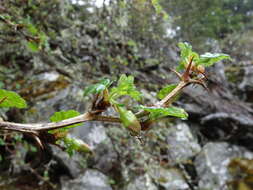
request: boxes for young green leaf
[0,89,27,108]
[49,110,81,136]
[50,110,80,128]
[177,42,199,70]
[109,74,141,103]
[157,84,177,100]
[177,42,230,70]
[178,42,193,59]
[83,78,112,97]
[197,53,231,67]
[139,105,188,120]
[116,105,141,136]
[62,137,92,157]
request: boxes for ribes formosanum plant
[0,42,231,156]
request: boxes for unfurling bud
[116,106,141,136]
[197,65,205,74]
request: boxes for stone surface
[239,64,253,92]
[195,142,253,190]
[61,169,112,190]
[72,123,108,150]
[125,174,158,190]
[166,123,201,164]
[52,145,87,178]
[149,166,189,190]
[72,122,118,173]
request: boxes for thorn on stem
[190,79,209,91]
[34,135,44,150]
[182,56,194,81]
[170,68,182,80]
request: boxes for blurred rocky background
[0,0,253,189]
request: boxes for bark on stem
[157,81,188,107]
[0,113,120,133]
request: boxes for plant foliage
[157,84,177,100]
[109,74,142,103]
[178,42,231,70]
[49,110,81,133]
[62,137,92,157]
[0,89,27,108]
[116,105,141,136]
[139,105,188,120]
[83,79,112,97]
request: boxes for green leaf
[50,110,81,131]
[0,89,27,108]
[139,105,188,120]
[38,32,49,50]
[62,137,92,157]
[177,42,199,70]
[178,42,193,60]
[177,42,230,70]
[151,0,169,20]
[83,78,112,97]
[197,53,231,67]
[117,105,141,136]
[157,84,177,100]
[109,74,141,103]
[27,41,39,52]
[26,23,38,35]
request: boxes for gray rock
[61,169,112,190]
[24,84,85,123]
[239,64,253,92]
[195,142,253,190]
[72,123,118,173]
[125,174,158,190]
[72,123,108,150]
[166,123,201,164]
[92,139,118,173]
[149,166,189,190]
[52,145,87,178]
[37,71,60,82]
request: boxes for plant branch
[157,81,188,107]
[0,113,121,134]
[0,63,207,142]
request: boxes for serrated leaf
[117,105,141,136]
[109,74,141,103]
[197,53,231,67]
[49,110,81,136]
[83,78,112,97]
[0,89,27,108]
[177,42,199,71]
[139,105,188,120]
[178,42,193,59]
[157,84,177,100]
